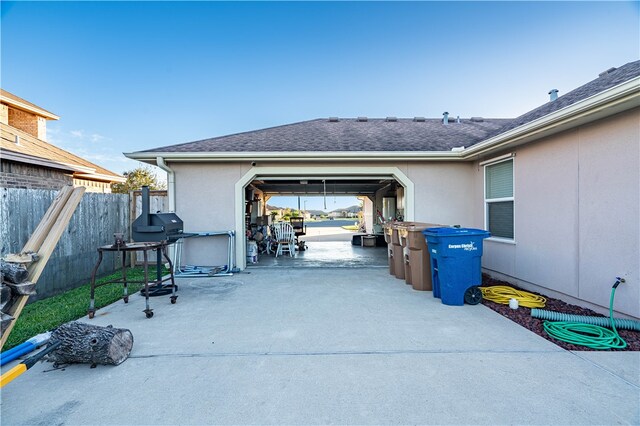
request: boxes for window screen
[485,159,514,239]
[486,160,513,198]
[487,201,514,239]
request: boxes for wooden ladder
[1,185,85,349]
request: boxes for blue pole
[1,342,36,366]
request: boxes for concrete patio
[1,268,638,425]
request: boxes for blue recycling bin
[422,227,490,306]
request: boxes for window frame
[484,156,515,243]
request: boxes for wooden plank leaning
[22,185,74,254]
[27,187,85,283]
[0,186,85,349]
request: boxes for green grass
[4,266,168,350]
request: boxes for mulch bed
[480,275,640,351]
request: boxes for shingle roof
[1,123,124,182]
[0,89,59,120]
[144,118,511,153]
[488,60,640,138]
[138,60,640,155]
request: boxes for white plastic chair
[273,222,295,258]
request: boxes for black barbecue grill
[132,187,187,243]
[131,186,193,296]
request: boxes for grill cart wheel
[170,296,177,304]
[145,310,154,319]
[464,286,483,305]
[123,296,129,303]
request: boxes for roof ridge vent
[385,116,397,122]
[328,117,339,122]
[357,116,368,122]
[470,117,484,122]
[413,117,426,122]
[599,67,617,78]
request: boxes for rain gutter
[156,157,175,212]
[125,151,462,162]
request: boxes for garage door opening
[242,176,407,268]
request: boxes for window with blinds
[485,158,514,239]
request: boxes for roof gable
[1,123,124,182]
[0,89,60,120]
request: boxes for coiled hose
[531,309,640,331]
[480,285,547,308]
[535,278,628,350]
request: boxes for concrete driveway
[303,223,355,242]
[2,268,638,425]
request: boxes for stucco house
[0,89,125,192]
[126,60,639,319]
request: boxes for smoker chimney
[141,186,150,227]
[549,89,559,101]
[442,112,449,125]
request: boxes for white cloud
[69,130,107,143]
[42,124,131,174]
[90,134,106,143]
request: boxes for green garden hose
[536,278,628,350]
[531,310,640,331]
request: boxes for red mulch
[480,275,640,351]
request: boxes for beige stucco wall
[475,108,640,318]
[171,160,476,269]
[406,162,476,226]
[172,162,246,267]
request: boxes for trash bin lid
[407,223,443,232]
[422,227,490,237]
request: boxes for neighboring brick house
[0,89,124,192]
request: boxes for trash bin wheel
[464,286,483,305]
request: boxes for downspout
[156,156,175,212]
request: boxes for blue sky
[2,1,639,211]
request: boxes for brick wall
[0,160,72,189]
[7,108,40,139]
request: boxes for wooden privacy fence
[0,188,130,300]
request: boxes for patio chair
[289,216,307,251]
[273,222,296,258]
